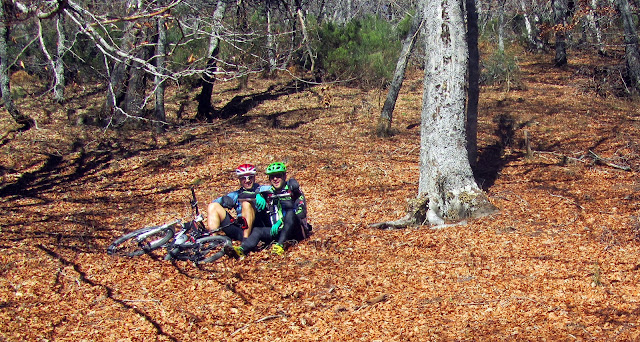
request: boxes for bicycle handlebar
[190,187,200,216]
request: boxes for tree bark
[266,0,277,74]
[124,30,152,120]
[196,0,227,121]
[154,7,167,133]
[294,0,315,72]
[586,0,606,55]
[552,0,568,66]
[37,14,66,103]
[497,0,505,52]
[104,20,137,125]
[54,15,65,103]
[418,0,496,224]
[0,0,34,131]
[466,0,479,167]
[617,0,640,93]
[377,13,422,137]
[520,0,544,51]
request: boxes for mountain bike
[107,188,232,264]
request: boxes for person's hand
[220,195,235,209]
[270,219,283,237]
[255,193,266,211]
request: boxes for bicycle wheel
[195,236,232,263]
[107,223,176,257]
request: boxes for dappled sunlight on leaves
[1,51,640,340]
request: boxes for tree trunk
[235,0,250,90]
[196,0,227,121]
[377,13,422,137]
[466,0,479,167]
[105,21,137,125]
[37,16,65,103]
[154,8,167,133]
[51,15,66,103]
[266,0,277,74]
[582,0,606,55]
[104,0,147,126]
[553,0,568,66]
[497,0,505,52]
[520,0,544,50]
[124,34,151,120]
[418,0,496,224]
[617,0,640,93]
[0,1,34,131]
[294,0,315,72]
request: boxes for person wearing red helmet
[207,164,267,240]
[225,162,311,258]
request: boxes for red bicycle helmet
[235,164,257,177]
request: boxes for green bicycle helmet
[265,162,287,175]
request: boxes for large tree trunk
[196,0,227,121]
[417,0,496,225]
[466,0,479,167]
[617,0,640,93]
[377,13,422,137]
[0,1,34,131]
[371,0,496,229]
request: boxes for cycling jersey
[259,179,307,225]
[213,183,261,217]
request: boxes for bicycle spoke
[196,236,231,263]
[108,225,175,258]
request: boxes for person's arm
[293,183,307,219]
[214,191,240,210]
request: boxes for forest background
[2,0,640,340]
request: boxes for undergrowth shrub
[314,15,402,88]
[480,48,524,90]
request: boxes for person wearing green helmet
[226,162,311,258]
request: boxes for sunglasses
[239,175,255,181]
[268,173,285,180]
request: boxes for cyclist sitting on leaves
[227,162,310,258]
[207,164,267,241]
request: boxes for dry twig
[231,314,284,336]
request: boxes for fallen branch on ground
[588,150,631,171]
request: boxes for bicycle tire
[165,244,193,261]
[107,223,176,257]
[195,236,232,263]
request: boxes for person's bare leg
[241,201,255,238]
[207,202,227,231]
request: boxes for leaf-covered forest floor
[2,49,640,341]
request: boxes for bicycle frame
[164,188,233,263]
[136,220,180,241]
[108,187,231,263]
